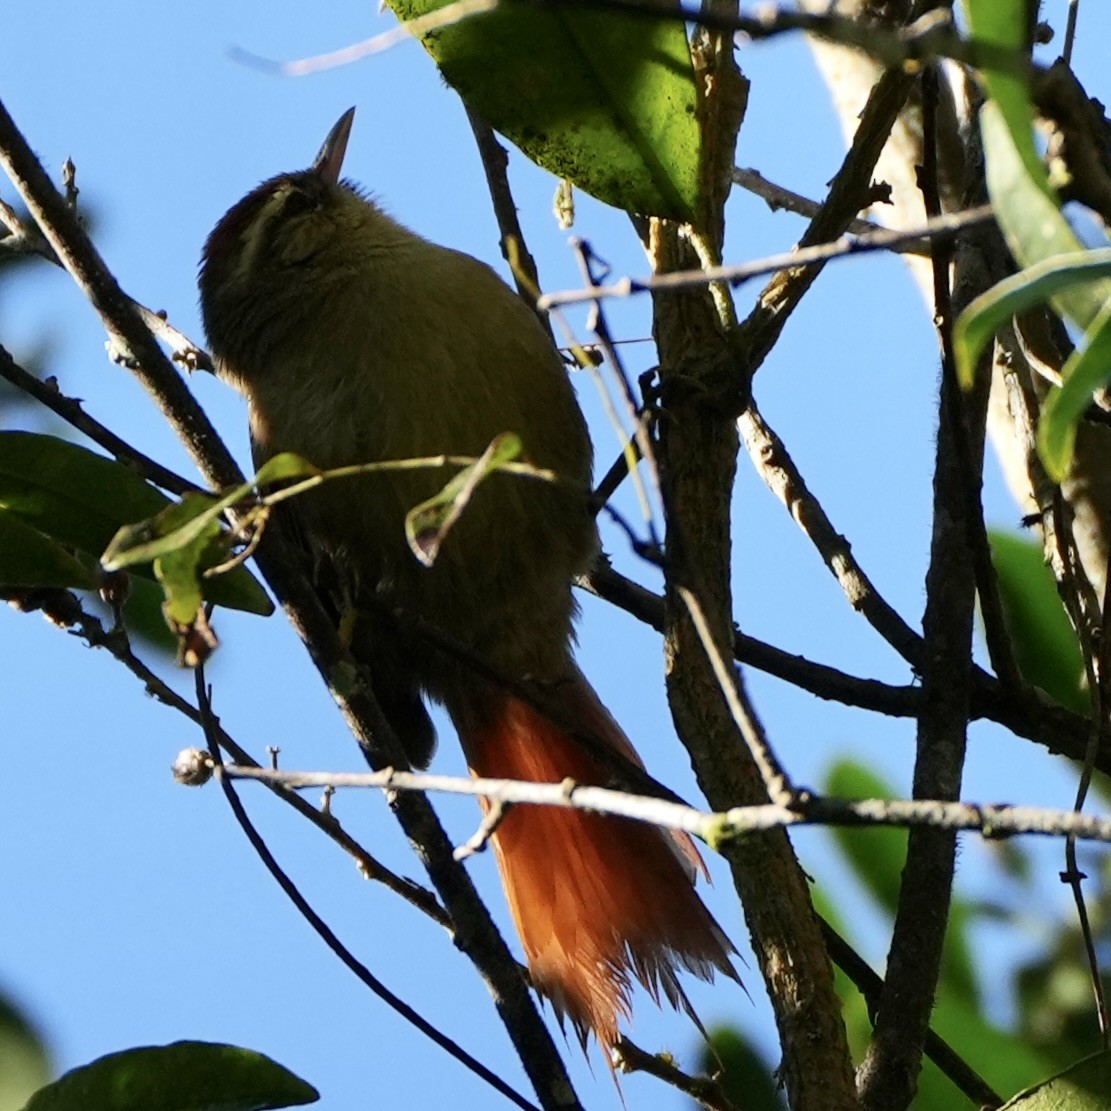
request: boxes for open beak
[312,107,355,184]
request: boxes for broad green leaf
[979,103,1111,329]
[0,431,168,556]
[964,0,1042,185]
[977,101,1111,479]
[824,759,906,914]
[405,432,523,566]
[0,509,96,590]
[954,250,1111,389]
[963,6,1111,478]
[987,531,1085,711]
[386,0,701,220]
[1040,298,1111,481]
[0,432,271,616]
[999,1049,1111,1110]
[694,1027,786,1111]
[0,990,52,1111]
[19,1040,317,1111]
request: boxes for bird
[199,107,737,1050]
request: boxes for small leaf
[405,433,523,567]
[1039,299,1111,481]
[252,453,321,487]
[953,250,1111,388]
[0,509,97,589]
[999,1049,1111,1109]
[824,759,911,915]
[102,492,223,572]
[19,1040,318,1111]
[386,0,701,219]
[979,103,1111,331]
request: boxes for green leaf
[1040,299,1111,481]
[102,492,223,572]
[979,103,1111,329]
[404,432,523,567]
[695,1027,786,1111]
[964,0,1042,186]
[987,531,1086,711]
[386,0,701,220]
[953,250,1111,389]
[0,431,169,557]
[974,96,1111,479]
[0,432,271,616]
[999,1049,1111,1110]
[0,509,97,589]
[19,1041,317,1111]
[0,990,52,1111]
[824,759,907,914]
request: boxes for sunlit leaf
[0,990,51,1111]
[19,1040,317,1111]
[386,0,701,219]
[405,433,524,566]
[999,1049,1111,1110]
[1040,299,1111,481]
[954,250,1111,389]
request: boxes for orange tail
[450,669,738,1049]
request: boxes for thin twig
[0,345,200,498]
[570,237,661,545]
[195,676,540,1111]
[731,165,914,246]
[1063,0,1080,67]
[583,563,923,716]
[223,763,1111,845]
[732,66,920,385]
[2,587,450,928]
[237,0,1022,80]
[677,587,794,806]
[612,1037,739,1111]
[818,923,1001,1108]
[538,205,994,310]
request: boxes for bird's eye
[279,187,318,221]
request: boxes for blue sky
[2,3,1110,1109]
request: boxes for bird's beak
[312,107,355,185]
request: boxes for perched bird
[199,108,736,1049]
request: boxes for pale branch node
[223,765,1111,846]
[536,205,994,310]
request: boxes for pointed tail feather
[450,669,738,1049]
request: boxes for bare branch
[224,763,1111,846]
[538,205,993,310]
